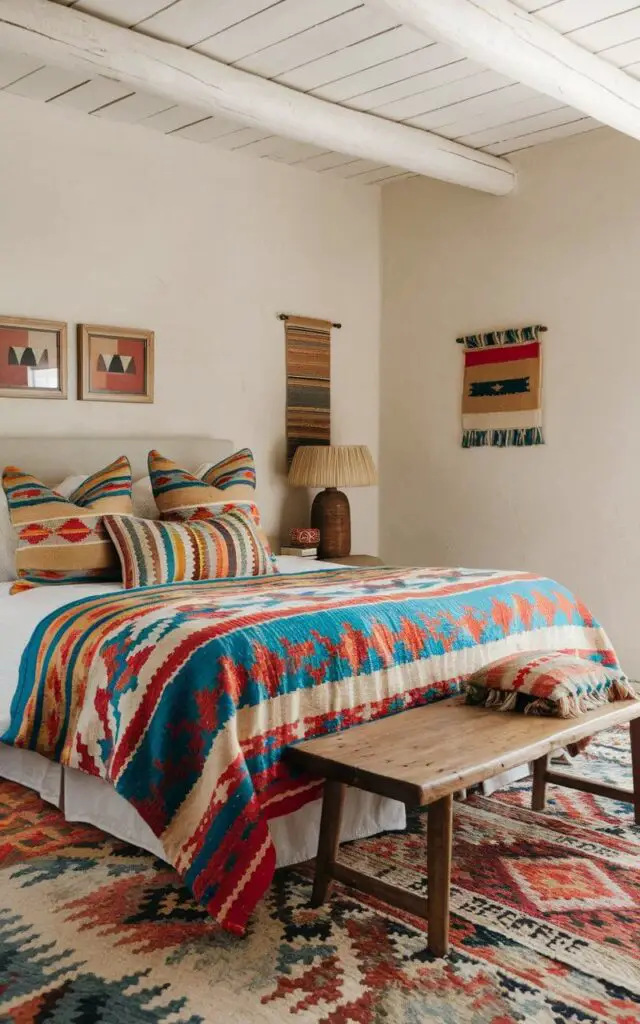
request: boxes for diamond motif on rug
[502,855,635,912]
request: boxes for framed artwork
[78,323,154,403]
[0,315,67,399]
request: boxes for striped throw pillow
[149,449,257,521]
[3,456,132,590]
[104,507,278,589]
[199,448,256,491]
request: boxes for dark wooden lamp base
[311,487,351,559]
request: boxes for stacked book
[280,545,318,558]
[281,527,320,559]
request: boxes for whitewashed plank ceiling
[2,1,640,185]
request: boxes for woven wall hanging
[457,324,546,448]
[282,314,338,466]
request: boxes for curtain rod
[278,313,342,329]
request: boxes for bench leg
[532,754,549,811]
[427,793,453,958]
[631,717,640,827]
[312,779,346,907]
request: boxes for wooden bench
[286,695,640,957]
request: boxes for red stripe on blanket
[224,838,277,934]
[465,342,539,367]
[204,823,276,935]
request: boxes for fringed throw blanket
[459,324,544,448]
[465,651,634,717]
[2,567,622,934]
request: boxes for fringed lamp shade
[288,445,377,559]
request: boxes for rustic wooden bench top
[287,695,640,806]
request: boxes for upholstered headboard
[0,436,233,483]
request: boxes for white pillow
[57,474,89,498]
[132,476,160,520]
[0,490,17,582]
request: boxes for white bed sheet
[0,558,405,867]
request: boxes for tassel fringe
[457,326,543,347]
[463,428,544,448]
[466,676,637,719]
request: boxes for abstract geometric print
[0,325,60,391]
[96,352,137,374]
[8,346,51,367]
[89,334,147,395]
[0,727,637,1023]
[458,324,545,447]
[285,316,331,466]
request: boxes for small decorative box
[289,526,320,547]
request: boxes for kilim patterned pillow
[2,456,132,592]
[465,650,636,718]
[149,449,258,522]
[148,449,278,568]
[104,508,278,589]
[200,448,256,491]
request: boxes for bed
[0,437,405,869]
[0,436,624,935]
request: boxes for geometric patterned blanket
[1,566,622,934]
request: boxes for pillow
[464,651,636,718]
[64,473,161,521]
[0,474,97,582]
[149,449,257,521]
[2,455,133,589]
[57,474,89,499]
[196,448,256,491]
[0,489,16,582]
[132,448,256,523]
[104,507,278,589]
[132,476,160,520]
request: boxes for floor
[0,726,638,1023]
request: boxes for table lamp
[288,444,377,559]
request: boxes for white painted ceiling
[2,1,640,185]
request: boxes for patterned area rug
[0,728,638,1023]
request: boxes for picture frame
[0,315,67,399]
[78,323,154,403]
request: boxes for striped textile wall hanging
[458,325,546,448]
[284,315,332,466]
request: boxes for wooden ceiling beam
[0,0,516,195]
[367,0,640,142]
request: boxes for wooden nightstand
[328,555,383,566]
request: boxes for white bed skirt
[0,742,406,868]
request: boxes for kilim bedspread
[1,566,623,934]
